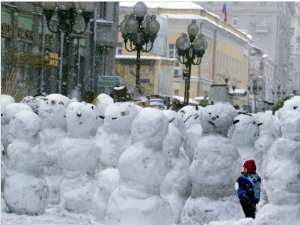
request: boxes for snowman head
[1,94,15,125]
[3,102,32,126]
[8,110,41,142]
[103,102,139,134]
[200,102,237,136]
[93,93,114,118]
[163,109,186,138]
[178,105,203,130]
[21,96,40,114]
[66,101,97,137]
[131,107,169,146]
[232,113,261,147]
[38,93,70,130]
[280,95,300,113]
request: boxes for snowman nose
[77,112,81,117]
[212,116,216,120]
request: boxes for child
[236,159,261,219]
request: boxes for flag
[222,2,227,23]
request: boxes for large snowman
[161,114,190,224]
[255,110,280,176]
[3,110,49,215]
[92,93,114,128]
[178,105,203,163]
[58,101,99,214]
[95,101,139,170]
[256,96,300,225]
[105,107,172,225]
[1,95,15,151]
[1,101,32,155]
[38,93,71,205]
[181,102,243,224]
[231,113,262,173]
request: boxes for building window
[116,42,122,55]
[169,43,180,67]
[232,16,238,27]
[99,2,107,19]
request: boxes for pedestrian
[236,159,261,219]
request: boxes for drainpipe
[212,29,217,84]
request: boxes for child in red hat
[236,159,261,219]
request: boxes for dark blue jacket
[236,173,261,203]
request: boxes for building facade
[117,2,275,109]
[200,1,295,99]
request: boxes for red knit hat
[243,159,256,174]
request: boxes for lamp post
[248,79,258,113]
[276,84,281,101]
[224,70,230,85]
[41,2,95,96]
[176,20,208,106]
[120,1,160,98]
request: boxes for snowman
[3,110,48,215]
[257,96,300,224]
[105,108,173,225]
[38,93,71,205]
[58,101,99,214]
[255,110,280,175]
[85,102,102,136]
[21,95,41,114]
[1,102,32,155]
[1,95,15,165]
[95,101,139,170]
[161,121,190,224]
[180,102,243,224]
[1,143,8,212]
[90,168,120,224]
[92,93,114,128]
[231,112,262,173]
[178,105,203,163]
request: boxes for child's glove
[237,188,247,199]
[251,202,257,208]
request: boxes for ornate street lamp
[120,1,160,98]
[231,78,237,93]
[41,2,95,96]
[224,70,230,85]
[176,20,208,106]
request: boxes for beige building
[200,1,295,99]
[117,1,268,109]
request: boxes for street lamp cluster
[41,2,95,34]
[176,20,208,106]
[120,1,160,97]
[41,2,95,96]
[272,84,286,102]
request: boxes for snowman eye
[209,112,211,115]
[216,115,219,118]
[293,106,298,110]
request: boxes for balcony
[255,24,269,33]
